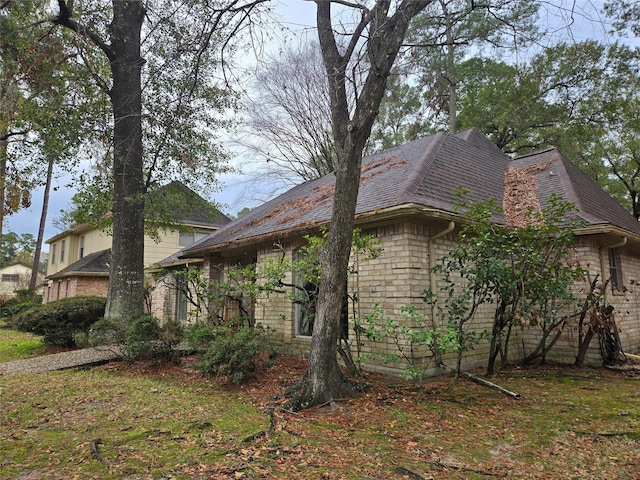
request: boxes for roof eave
[46,272,110,280]
[146,257,204,273]
[574,224,640,244]
[181,204,465,258]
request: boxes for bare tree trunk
[287,0,433,410]
[53,1,147,320]
[30,156,54,289]
[104,0,146,320]
[0,135,6,259]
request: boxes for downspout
[599,236,627,303]
[428,221,455,367]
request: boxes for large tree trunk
[287,138,364,409]
[53,1,147,319]
[287,0,432,410]
[104,1,146,320]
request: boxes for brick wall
[45,276,108,302]
[203,222,640,376]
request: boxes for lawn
[2,344,638,480]
[0,325,48,362]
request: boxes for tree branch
[53,0,114,61]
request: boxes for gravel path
[0,346,123,375]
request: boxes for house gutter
[428,221,455,365]
[599,236,627,302]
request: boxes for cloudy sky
[7,0,316,243]
[5,0,632,247]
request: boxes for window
[1,274,19,283]
[60,239,66,263]
[179,231,209,247]
[51,243,57,265]
[609,248,623,292]
[294,249,316,337]
[292,248,349,339]
[175,273,188,322]
[79,236,85,259]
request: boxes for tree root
[284,375,369,411]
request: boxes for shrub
[195,327,266,383]
[10,296,106,347]
[89,314,184,363]
[1,299,40,324]
[184,321,219,351]
[14,288,42,304]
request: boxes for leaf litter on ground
[1,354,638,479]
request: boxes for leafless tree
[238,40,336,189]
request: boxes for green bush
[1,298,40,324]
[88,316,128,346]
[89,314,183,363]
[14,288,43,304]
[195,327,266,383]
[9,296,106,347]
[184,321,223,351]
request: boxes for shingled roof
[182,128,640,257]
[182,128,509,256]
[47,249,111,280]
[147,180,231,228]
[509,148,640,236]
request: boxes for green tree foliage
[457,41,640,218]
[355,303,461,384]
[436,192,594,376]
[0,231,35,267]
[367,74,432,153]
[1,1,102,238]
[49,0,250,233]
[605,0,640,36]
[47,0,267,322]
[368,0,539,149]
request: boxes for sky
[6,0,317,244]
[5,0,636,249]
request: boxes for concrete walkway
[0,346,122,375]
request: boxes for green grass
[0,326,47,362]
[1,368,267,479]
[1,330,638,479]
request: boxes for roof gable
[147,181,231,228]
[47,182,230,244]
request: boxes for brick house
[44,181,230,303]
[170,129,640,373]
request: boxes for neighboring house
[165,129,640,373]
[0,262,44,299]
[44,181,231,304]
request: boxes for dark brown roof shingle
[182,129,640,256]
